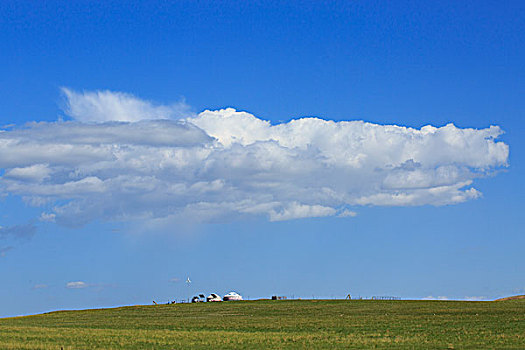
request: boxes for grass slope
[496,295,525,301]
[0,299,524,349]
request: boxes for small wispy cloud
[61,87,193,123]
[65,281,116,291]
[39,212,56,223]
[464,296,487,301]
[0,224,37,257]
[66,281,88,289]
[0,224,36,241]
[422,295,449,300]
[169,277,181,283]
[424,295,489,301]
[32,284,49,290]
[0,246,13,257]
[337,209,358,218]
[269,202,336,221]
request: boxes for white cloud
[4,164,51,182]
[66,281,88,289]
[0,89,509,226]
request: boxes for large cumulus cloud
[0,89,509,225]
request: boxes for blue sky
[0,0,524,317]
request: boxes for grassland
[0,299,524,349]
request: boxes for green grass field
[0,299,523,349]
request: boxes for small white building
[223,291,243,301]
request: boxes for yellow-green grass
[1,299,524,349]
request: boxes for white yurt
[223,291,243,301]
[206,293,222,302]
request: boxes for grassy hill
[496,295,525,301]
[0,299,524,349]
